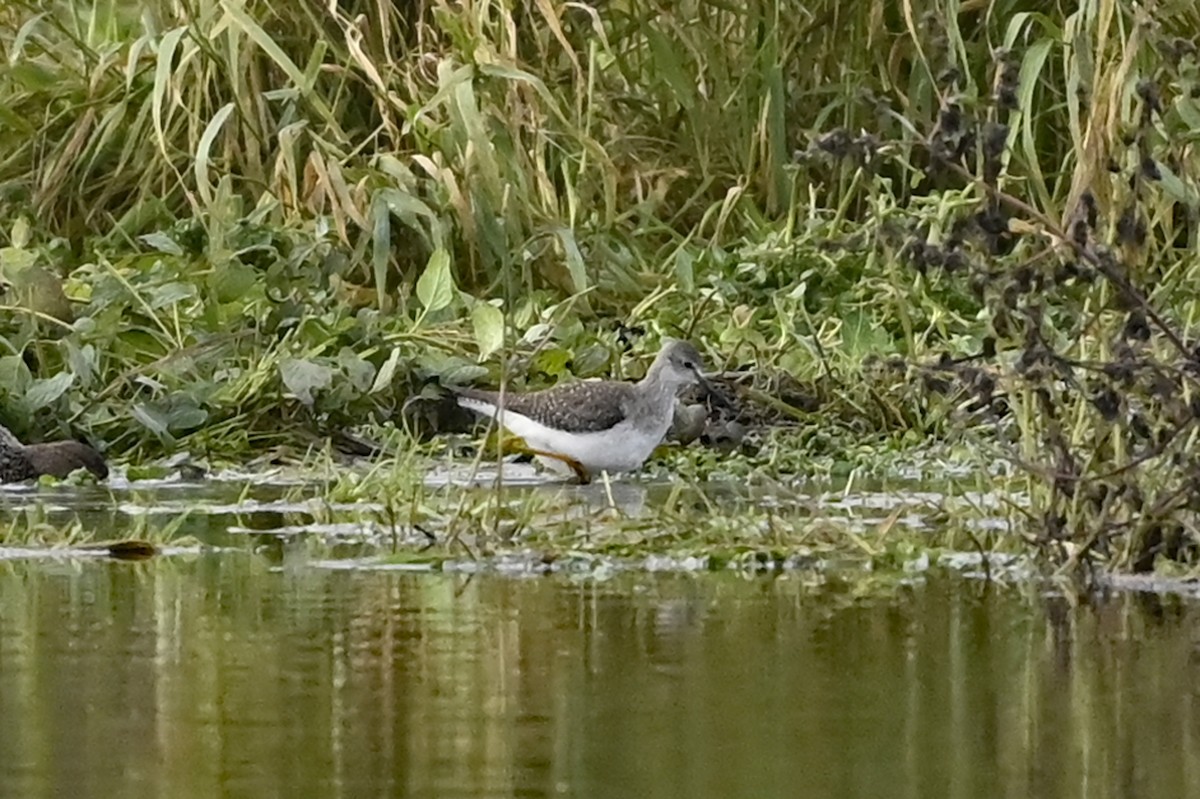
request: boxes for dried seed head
[976,205,1009,236]
[1116,206,1147,247]
[813,128,852,157]
[943,250,968,272]
[1067,193,1095,246]
[937,66,962,90]
[922,373,952,394]
[1123,312,1150,342]
[993,48,1021,111]
[983,121,1009,160]
[1081,191,1097,222]
[1136,79,1162,115]
[1091,386,1121,421]
[1070,219,1090,247]
[996,85,1019,111]
[1129,413,1152,439]
[1103,360,1135,385]
[1054,261,1079,283]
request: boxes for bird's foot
[523,447,591,484]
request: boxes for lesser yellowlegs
[455,339,709,482]
[0,424,108,482]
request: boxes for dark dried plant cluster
[813,28,1200,573]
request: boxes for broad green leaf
[167,405,207,432]
[532,348,572,379]
[437,363,489,384]
[139,231,184,255]
[1157,161,1195,206]
[840,311,891,358]
[0,358,31,404]
[145,281,196,309]
[337,349,376,394]
[131,403,170,438]
[210,262,256,304]
[0,246,37,275]
[416,248,454,313]
[1176,97,1200,132]
[472,302,504,359]
[24,372,74,411]
[279,358,333,405]
[11,218,30,249]
[66,342,97,387]
[378,186,438,222]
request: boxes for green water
[1,554,1197,798]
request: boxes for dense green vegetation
[2,0,1200,574]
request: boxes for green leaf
[66,342,97,387]
[11,218,30,249]
[554,228,589,294]
[152,27,187,157]
[370,347,404,394]
[471,302,504,359]
[195,103,234,207]
[840,311,891,358]
[210,262,256,303]
[131,403,170,438]
[279,358,333,406]
[25,372,74,412]
[1016,38,1055,210]
[167,404,207,432]
[646,27,695,110]
[1157,161,1196,206]
[337,349,376,394]
[532,348,572,379]
[145,281,196,309]
[416,248,454,313]
[370,195,391,313]
[0,246,37,275]
[1175,96,1200,132]
[674,249,695,293]
[139,231,184,255]
[0,356,32,398]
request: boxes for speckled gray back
[457,381,634,433]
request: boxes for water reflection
[0,558,1198,798]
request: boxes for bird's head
[650,339,710,393]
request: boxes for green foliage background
[0,0,1197,474]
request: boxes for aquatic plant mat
[5,1,1200,581]
[0,432,1006,571]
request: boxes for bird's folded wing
[457,381,632,433]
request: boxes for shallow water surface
[1,555,1198,798]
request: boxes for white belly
[461,400,671,475]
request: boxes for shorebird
[0,424,108,483]
[455,339,709,482]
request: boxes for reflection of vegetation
[3,561,1200,796]
[1,2,1199,574]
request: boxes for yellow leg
[522,447,591,484]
